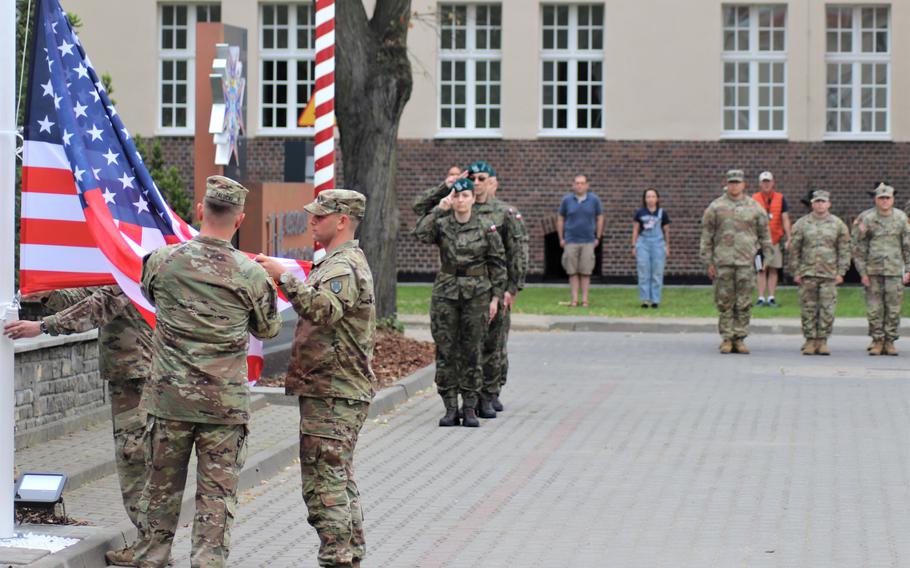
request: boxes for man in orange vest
[752,171,792,307]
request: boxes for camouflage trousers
[798,277,838,339]
[134,418,248,568]
[429,294,490,408]
[865,275,904,341]
[109,379,148,530]
[299,396,369,568]
[714,266,756,339]
[481,305,511,398]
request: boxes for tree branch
[370,0,412,43]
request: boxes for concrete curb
[23,365,436,568]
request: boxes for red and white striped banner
[313,0,335,194]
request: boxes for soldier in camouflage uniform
[413,178,507,427]
[256,189,375,568]
[135,176,282,568]
[788,190,851,355]
[700,169,773,354]
[4,286,152,564]
[851,183,910,356]
[412,161,526,417]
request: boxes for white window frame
[157,4,201,136]
[258,3,316,137]
[436,4,503,139]
[824,5,891,141]
[538,4,605,138]
[720,4,788,140]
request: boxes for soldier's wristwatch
[278,271,293,285]
[39,320,48,334]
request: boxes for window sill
[719,131,788,141]
[154,128,194,137]
[537,130,606,139]
[255,128,316,138]
[434,130,503,140]
[823,133,892,142]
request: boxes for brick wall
[15,335,105,433]
[153,136,910,280]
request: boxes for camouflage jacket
[851,208,910,276]
[141,235,282,424]
[412,182,451,217]
[414,207,508,300]
[281,240,376,403]
[43,286,152,383]
[475,198,528,293]
[699,193,773,268]
[788,213,851,279]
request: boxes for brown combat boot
[719,339,733,354]
[868,340,884,356]
[815,339,831,356]
[105,547,137,567]
[884,341,898,356]
[732,338,750,354]
[867,340,875,351]
[801,339,817,355]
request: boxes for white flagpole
[0,0,18,539]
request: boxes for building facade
[62,0,910,280]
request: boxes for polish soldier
[788,190,851,355]
[467,161,527,416]
[134,176,282,568]
[413,178,507,427]
[256,189,376,568]
[699,169,773,354]
[3,286,152,565]
[851,183,910,355]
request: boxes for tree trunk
[335,0,413,320]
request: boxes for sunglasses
[474,175,489,181]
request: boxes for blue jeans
[636,236,666,304]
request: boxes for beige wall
[63,0,910,141]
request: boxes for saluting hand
[438,190,455,212]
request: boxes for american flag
[20,0,308,381]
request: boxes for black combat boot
[478,398,497,419]
[438,406,459,427]
[491,395,504,412]
[461,406,480,427]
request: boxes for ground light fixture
[14,472,67,516]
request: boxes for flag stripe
[20,244,112,272]
[21,193,85,222]
[22,140,70,169]
[19,270,115,292]
[22,166,78,194]
[21,219,96,247]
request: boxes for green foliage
[133,135,194,224]
[376,315,405,334]
[101,73,115,106]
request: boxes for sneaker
[767,298,779,308]
[755,298,766,307]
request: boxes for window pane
[176,29,186,50]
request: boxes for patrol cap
[874,183,895,198]
[451,178,474,193]
[810,190,830,202]
[726,169,745,183]
[205,175,248,206]
[759,171,774,182]
[303,189,367,218]
[468,161,497,178]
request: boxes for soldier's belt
[441,265,486,277]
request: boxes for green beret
[304,189,367,218]
[468,161,497,178]
[205,175,248,206]
[452,178,474,193]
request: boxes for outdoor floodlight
[14,472,67,511]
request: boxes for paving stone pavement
[163,331,910,568]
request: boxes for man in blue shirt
[557,175,604,307]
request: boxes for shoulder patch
[330,280,343,294]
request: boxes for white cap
[759,171,774,182]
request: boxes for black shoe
[491,395,504,412]
[640,302,649,308]
[478,398,497,419]
[767,298,779,308]
[650,303,658,309]
[438,407,459,427]
[461,407,480,427]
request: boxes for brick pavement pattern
[161,331,910,568]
